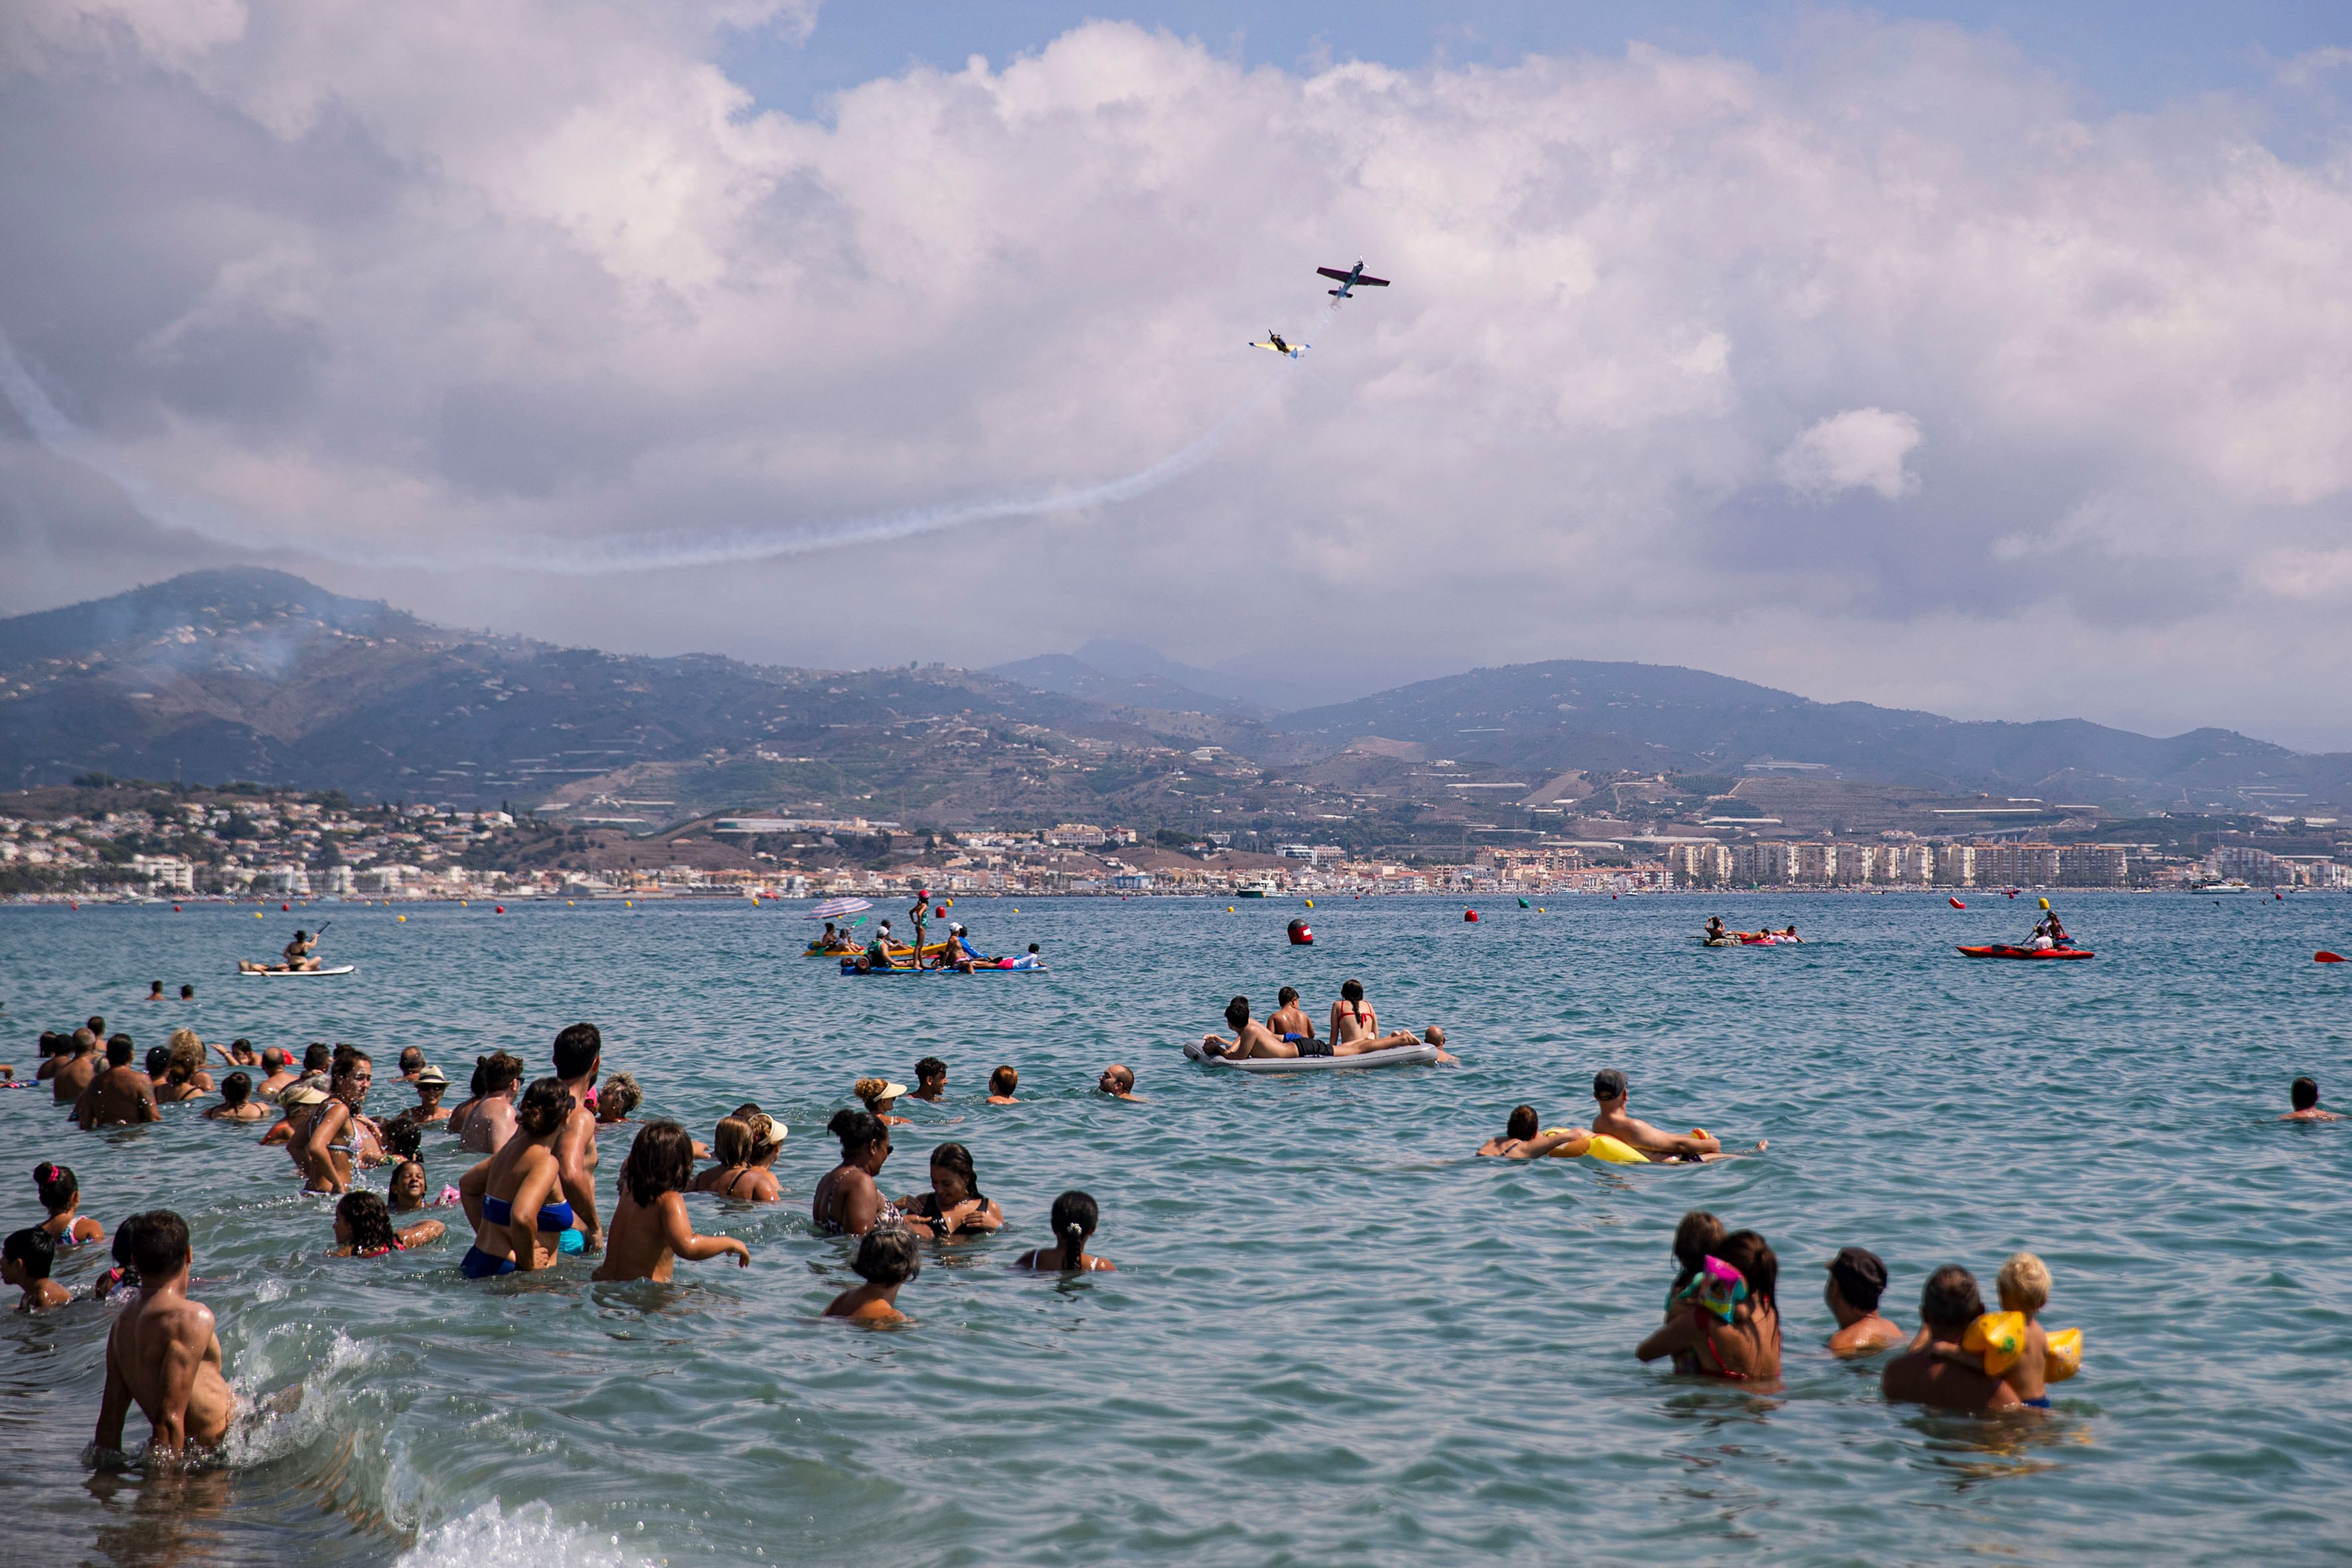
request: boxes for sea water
[2,892,2349,1567]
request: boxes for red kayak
[1958,944,2093,961]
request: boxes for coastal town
[7,776,2345,903]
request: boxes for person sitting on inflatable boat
[854,921,905,973]
[1591,1069,1723,1161]
[1201,996,1441,1061]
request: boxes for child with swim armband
[1663,1211,1727,1375]
[1932,1251,2079,1407]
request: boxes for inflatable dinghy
[1957,945,2092,961]
[1182,1040,1440,1072]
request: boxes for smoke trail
[0,325,1312,575]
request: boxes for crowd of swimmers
[11,995,2342,1458]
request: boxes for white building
[129,854,196,892]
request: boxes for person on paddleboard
[239,929,322,974]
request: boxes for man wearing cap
[1824,1247,1904,1356]
[1589,1069,1722,1160]
[858,920,900,972]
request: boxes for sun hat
[279,1084,329,1107]
[748,1113,787,1152]
[414,1064,450,1087]
[854,1077,909,1104]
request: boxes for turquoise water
[3,892,2349,1567]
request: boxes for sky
[4,1,2352,742]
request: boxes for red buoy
[2318,951,2346,963]
[1464,909,1479,923]
[1949,897,1966,909]
[495,905,505,914]
[1287,917,1313,945]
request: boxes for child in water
[1995,1253,2055,1409]
[824,1225,920,1322]
[1015,1190,1116,1273]
[4,1226,72,1311]
[330,1190,445,1257]
[593,1121,752,1282]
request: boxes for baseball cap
[1593,1069,1628,1100]
[1824,1247,1889,1310]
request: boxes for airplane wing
[1316,267,1353,282]
[1354,274,1389,287]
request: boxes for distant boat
[2195,880,2256,895]
[1235,878,1279,899]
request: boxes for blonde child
[1997,1253,2054,1409]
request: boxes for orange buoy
[2317,951,2346,963]
[1949,897,1966,909]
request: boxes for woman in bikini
[1328,980,1426,1056]
[32,1162,105,1249]
[1014,1190,1116,1273]
[690,1109,785,1202]
[153,1031,214,1102]
[456,1077,574,1277]
[301,1052,380,1194]
[897,1142,1003,1237]
[811,1109,910,1237]
[1635,1228,1782,1381]
[330,1190,445,1257]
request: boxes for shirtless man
[254,1047,298,1101]
[1882,1265,2021,1413]
[1097,1063,1142,1101]
[77,1036,160,1129]
[95,1212,240,1456]
[459,1052,525,1153]
[51,1028,101,1106]
[1266,986,1317,1045]
[1589,1069,1723,1160]
[1200,996,1305,1059]
[550,1024,605,1252]
[2282,1076,2341,1122]
[1824,1246,1905,1356]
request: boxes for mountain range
[3,569,2345,834]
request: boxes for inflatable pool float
[1182,1040,1440,1073]
[808,939,952,960]
[1958,945,2093,961]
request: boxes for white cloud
[5,7,2352,740]
[1776,408,1923,500]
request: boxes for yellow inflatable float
[1962,1311,2082,1381]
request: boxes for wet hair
[989,1065,1017,1095]
[468,1057,488,1097]
[37,1032,60,1059]
[221,1071,253,1106]
[2292,1075,2320,1111]
[231,1038,253,1058]
[598,1072,642,1121]
[1919,1264,1985,1332]
[88,1015,106,1037]
[712,1115,756,1166]
[1340,979,1366,1002]
[552,1022,602,1079]
[1102,1064,1135,1092]
[929,1142,982,1201]
[179,984,194,1000]
[381,1119,423,1162]
[828,1107,885,1156]
[1670,1210,1729,1301]
[516,1077,573,1138]
[127,1210,191,1278]
[336,1190,400,1255]
[1505,1105,1539,1142]
[1225,996,1252,1030]
[1593,1067,1628,1101]
[1998,1252,2051,1315]
[106,1223,139,1287]
[1717,1230,1778,1308]
[853,1225,921,1287]
[1277,986,1299,1006]
[1050,1190,1099,1266]
[398,1047,426,1071]
[482,1052,526,1093]
[32,1162,78,1214]
[915,1056,947,1083]
[389,1159,427,1200]
[303,1043,332,1072]
[145,1046,171,1079]
[108,1034,135,1066]
[619,1121,696,1205]
[331,1044,358,1076]
[4,1225,56,1280]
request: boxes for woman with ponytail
[32,1162,104,1248]
[1016,1190,1115,1273]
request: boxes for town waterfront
[3,891,2349,1566]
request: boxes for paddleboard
[241,965,356,977]
[1182,1040,1440,1072]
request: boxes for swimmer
[179,984,194,1002]
[154,1030,214,1102]
[76,1036,159,1129]
[692,1110,785,1202]
[2282,1075,2340,1121]
[455,1052,526,1154]
[253,1047,297,1101]
[301,1052,377,1194]
[897,1142,1003,1237]
[400,1064,453,1128]
[593,1071,641,1128]
[1823,1246,1905,1356]
[550,1023,605,1253]
[204,1072,268,1125]
[1590,1069,1723,1160]
[94,1211,240,1456]
[1882,1265,2021,1412]
[210,1037,262,1069]
[824,1225,919,1322]
[387,1160,431,1212]
[50,1030,100,1105]
[1636,1228,1782,1379]
[88,1227,140,1304]
[593,1121,751,1282]
[1014,1190,1115,1273]
[1990,1253,2055,1408]
[1097,1063,1143,1101]
[6,1227,72,1311]
[261,1083,327,1147]
[855,1077,913,1126]
[33,1161,106,1247]
[1476,1105,1594,1158]
[456,1077,574,1277]
[1328,980,1423,1054]
[910,1058,949,1102]
[815,1109,912,1236]
[330,1190,445,1257]
[147,981,165,1002]
[1662,1211,1727,1372]
[986,1066,1019,1105]
[1267,986,1317,1044]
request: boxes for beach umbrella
[807,897,873,920]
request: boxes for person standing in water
[301,1052,376,1194]
[824,1227,919,1322]
[593,1122,751,1281]
[1015,1190,1115,1272]
[76,1037,159,1129]
[550,1024,605,1254]
[95,1212,239,1456]
[1823,1247,1905,1356]
[457,1078,574,1277]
